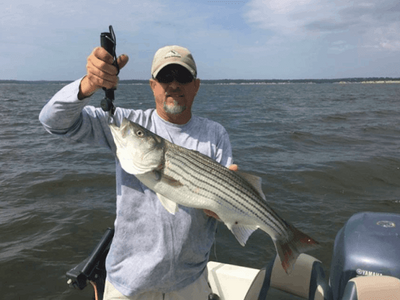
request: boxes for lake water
[1,81,399,299]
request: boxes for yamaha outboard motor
[329,212,400,300]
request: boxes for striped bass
[109,118,319,273]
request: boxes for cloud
[1,0,399,80]
[244,0,400,52]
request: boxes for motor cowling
[329,212,400,300]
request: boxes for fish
[109,118,319,273]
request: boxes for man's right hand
[78,47,129,99]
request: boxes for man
[39,45,234,299]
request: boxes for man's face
[150,64,200,124]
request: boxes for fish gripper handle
[100,25,119,114]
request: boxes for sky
[1,0,400,80]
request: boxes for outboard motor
[329,212,400,300]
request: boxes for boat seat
[207,254,331,300]
[245,254,330,300]
[341,276,400,300]
[207,261,260,300]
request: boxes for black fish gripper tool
[100,25,119,115]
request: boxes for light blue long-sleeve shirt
[39,78,233,296]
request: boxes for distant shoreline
[1,77,400,85]
[344,80,400,84]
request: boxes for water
[1,81,399,299]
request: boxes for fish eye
[136,130,144,137]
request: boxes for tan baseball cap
[151,45,197,79]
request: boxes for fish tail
[274,225,319,274]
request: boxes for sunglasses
[155,65,195,85]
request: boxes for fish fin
[236,171,266,200]
[156,193,179,215]
[162,174,184,187]
[274,224,320,274]
[227,222,258,246]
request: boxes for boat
[66,211,400,300]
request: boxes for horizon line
[2,76,400,83]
